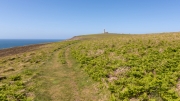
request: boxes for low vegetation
[1,32,180,100]
[71,32,180,100]
[0,41,79,100]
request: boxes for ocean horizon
[0,39,63,49]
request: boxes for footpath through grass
[34,45,108,101]
[0,40,108,101]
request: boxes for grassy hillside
[1,32,180,101]
[0,41,75,100]
[70,32,180,100]
[0,40,107,101]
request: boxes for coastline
[0,43,48,57]
[0,39,65,58]
[0,39,62,49]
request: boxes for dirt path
[64,48,80,101]
[34,47,104,101]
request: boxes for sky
[0,0,180,39]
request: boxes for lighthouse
[103,29,108,34]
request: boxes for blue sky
[0,0,180,39]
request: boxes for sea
[0,39,63,49]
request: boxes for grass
[0,42,62,100]
[70,32,180,100]
[34,43,107,101]
[1,32,180,100]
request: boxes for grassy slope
[1,32,180,101]
[70,32,180,100]
[0,43,55,101]
[34,45,107,101]
[0,40,108,101]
